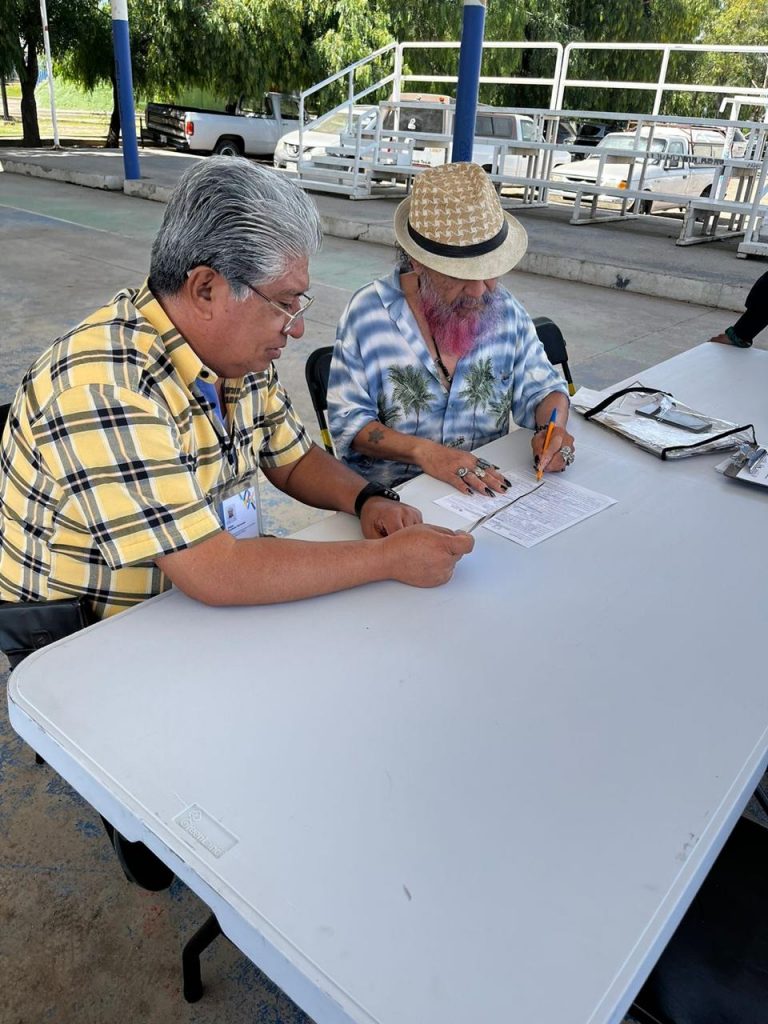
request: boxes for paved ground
[0,170,766,1024]
[2,144,767,312]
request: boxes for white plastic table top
[8,344,768,1024]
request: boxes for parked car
[550,125,745,212]
[275,99,572,179]
[142,92,302,157]
[273,105,381,168]
[555,118,581,147]
[571,122,617,159]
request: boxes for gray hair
[149,157,322,298]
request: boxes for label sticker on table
[173,804,238,858]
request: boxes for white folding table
[8,343,768,1024]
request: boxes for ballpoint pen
[467,481,544,533]
[536,408,558,481]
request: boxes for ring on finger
[474,466,486,479]
[457,466,470,479]
[559,444,575,467]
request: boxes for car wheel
[213,137,243,157]
[633,194,653,215]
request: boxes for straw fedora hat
[394,161,528,281]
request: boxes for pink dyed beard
[419,275,499,358]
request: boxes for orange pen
[536,408,558,481]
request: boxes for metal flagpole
[38,0,59,147]
[111,0,141,179]
[451,0,487,162]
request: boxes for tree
[0,0,94,145]
[698,0,768,113]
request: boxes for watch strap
[354,481,401,517]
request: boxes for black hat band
[407,218,508,259]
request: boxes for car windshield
[597,134,666,154]
[309,108,377,135]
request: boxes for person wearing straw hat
[327,161,574,496]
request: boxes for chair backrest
[304,346,335,453]
[532,316,576,396]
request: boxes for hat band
[407,218,508,259]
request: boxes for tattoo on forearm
[367,427,385,445]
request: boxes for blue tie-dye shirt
[328,269,568,486]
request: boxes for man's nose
[285,317,306,339]
[463,279,487,299]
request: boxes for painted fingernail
[503,476,513,486]
[500,483,509,491]
[484,487,494,497]
[533,456,540,467]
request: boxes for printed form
[435,470,616,548]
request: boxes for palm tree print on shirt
[489,387,513,432]
[388,365,433,430]
[460,357,496,445]
[388,365,434,476]
[377,391,401,428]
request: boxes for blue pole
[111,0,140,180]
[451,0,487,162]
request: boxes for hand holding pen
[531,406,576,476]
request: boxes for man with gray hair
[0,158,472,623]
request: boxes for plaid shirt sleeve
[32,384,222,569]
[252,365,313,469]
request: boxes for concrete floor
[0,173,766,1024]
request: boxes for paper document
[435,470,616,547]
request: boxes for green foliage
[699,0,768,108]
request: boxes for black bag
[0,597,92,669]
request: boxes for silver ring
[474,466,486,479]
[457,467,470,479]
[559,445,575,467]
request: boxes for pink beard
[420,281,498,358]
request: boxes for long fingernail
[484,487,494,497]
[503,476,512,486]
[500,483,509,491]
[533,457,539,468]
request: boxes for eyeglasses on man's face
[245,283,314,334]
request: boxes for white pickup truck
[142,92,301,158]
[549,125,745,212]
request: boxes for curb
[0,158,749,312]
[0,157,122,191]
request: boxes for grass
[0,79,132,142]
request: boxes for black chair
[533,316,576,396]
[304,345,335,453]
[630,816,768,1024]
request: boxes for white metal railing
[556,42,768,115]
[289,41,768,254]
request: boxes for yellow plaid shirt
[0,281,312,618]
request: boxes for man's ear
[185,266,220,320]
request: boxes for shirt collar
[133,279,219,387]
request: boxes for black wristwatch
[354,481,401,517]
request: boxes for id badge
[211,473,261,539]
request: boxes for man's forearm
[264,443,367,515]
[158,531,392,606]
[533,391,570,429]
[351,419,438,470]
